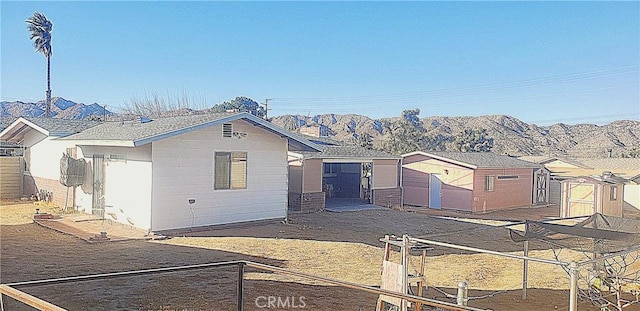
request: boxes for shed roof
[0,117,102,142]
[562,175,626,185]
[296,145,400,160]
[404,151,541,169]
[520,156,640,179]
[59,112,322,151]
[518,156,590,169]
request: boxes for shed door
[429,174,442,209]
[568,183,594,217]
[534,170,549,204]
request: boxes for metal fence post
[522,240,529,300]
[457,281,468,306]
[568,262,578,311]
[237,262,245,311]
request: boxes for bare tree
[120,90,208,118]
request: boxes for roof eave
[126,113,321,151]
[0,117,50,141]
[403,151,478,169]
[69,140,136,147]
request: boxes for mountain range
[1,98,638,158]
[1,97,111,120]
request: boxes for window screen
[214,151,247,189]
[485,175,495,192]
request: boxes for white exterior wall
[75,145,153,230]
[25,133,75,179]
[624,184,640,210]
[151,120,288,231]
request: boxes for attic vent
[222,123,233,138]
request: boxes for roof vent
[222,123,233,138]
[139,116,152,124]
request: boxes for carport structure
[288,145,402,213]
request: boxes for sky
[1,1,638,125]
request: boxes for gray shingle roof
[518,155,590,168]
[578,158,640,171]
[418,151,541,169]
[299,145,399,159]
[1,117,102,143]
[23,118,101,136]
[62,113,236,142]
[60,112,321,151]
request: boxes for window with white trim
[214,151,247,190]
[485,175,495,192]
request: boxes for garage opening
[322,162,373,211]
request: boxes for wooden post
[376,235,391,311]
[401,235,409,311]
[416,249,426,311]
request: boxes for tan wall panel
[303,159,323,193]
[288,165,303,193]
[373,159,398,189]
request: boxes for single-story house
[3,113,321,232]
[402,151,549,213]
[0,117,102,206]
[288,138,402,213]
[560,174,624,218]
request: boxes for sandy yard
[1,201,633,311]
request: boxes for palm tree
[26,12,53,117]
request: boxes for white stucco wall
[25,133,76,180]
[75,145,153,230]
[150,120,289,231]
[624,184,640,210]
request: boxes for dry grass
[158,237,593,290]
[0,200,58,225]
[158,217,639,293]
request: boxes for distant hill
[1,97,112,120]
[271,114,640,158]
[2,99,638,158]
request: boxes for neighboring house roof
[628,173,640,184]
[518,156,590,169]
[0,117,102,142]
[522,155,640,180]
[578,158,640,172]
[294,145,400,160]
[404,151,541,170]
[302,135,342,146]
[562,175,625,185]
[59,112,322,151]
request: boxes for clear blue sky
[1,1,638,125]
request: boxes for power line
[272,65,638,103]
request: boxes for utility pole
[263,98,272,120]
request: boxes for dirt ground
[1,201,634,311]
